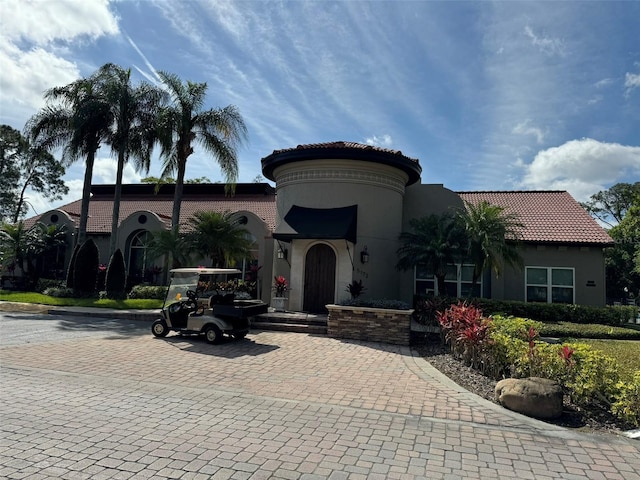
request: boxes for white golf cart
[151,267,268,344]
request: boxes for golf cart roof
[169,268,242,275]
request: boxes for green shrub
[435,303,637,420]
[612,372,640,427]
[562,343,621,407]
[473,298,637,326]
[128,284,168,300]
[339,298,411,310]
[72,240,99,296]
[413,295,457,325]
[105,249,127,299]
[490,315,544,341]
[65,243,80,289]
[539,322,640,340]
[35,278,64,293]
[42,286,74,298]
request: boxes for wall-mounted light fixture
[360,246,369,264]
[277,246,288,260]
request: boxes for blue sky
[1,0,639,217]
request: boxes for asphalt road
[0,311,148,346]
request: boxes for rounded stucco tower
[261,141,421,312]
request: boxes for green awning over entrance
[273,205,358,244]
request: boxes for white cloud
[595,78,614,88]
[93,158,143,185]
[521,138,640,201]
[524,25,566,57]
[512,120,546,144]
[1,0,118,45]
[625,72,640,96]
[0,0,119,128]
[0,43,80,121]
[365,135,393,148]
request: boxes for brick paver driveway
[1,311,639,479]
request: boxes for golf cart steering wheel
[185,289,205,315]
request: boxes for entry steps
[252,311,328,335]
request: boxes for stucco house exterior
[23,141,614,310]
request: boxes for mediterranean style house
[24,141,613,311]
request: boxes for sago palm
[156,71,247,233]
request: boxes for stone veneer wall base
[326,304,414,346]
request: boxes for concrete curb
[0,301,159,322]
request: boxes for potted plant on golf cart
[272,275,288,312]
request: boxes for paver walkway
[1,309,639,479]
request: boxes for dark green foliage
[43,286,74,298]
[188,211,253,267]
[539,322,640,340]
[105,249,127,299]
[127,284,168,300]
[414,295,639,327]
[397,213,466,294]
[72,239,99,296]
[35,278,64,293]
[65,243,80,289]
[339,298,411,310]
[345,279,366,299]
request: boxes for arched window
[128,230,151,284]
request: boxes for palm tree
[34,223,68,279]
[397,213,466,294]
[27,77,112,245]
[0,221,43,285]
[94,64,165,255]
[188,211,253,267]
[146,229,194,271]
[156,71,247,233]
[457,201,524,293]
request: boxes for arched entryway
[127,230,151,285]
[303,243,336,313]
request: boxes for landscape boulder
[495,377,563,420]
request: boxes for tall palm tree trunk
[171,158,187,234]
[109,151,125,256]
[77,151,96,246]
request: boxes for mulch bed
[415,335,635,436]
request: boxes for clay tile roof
[269,140,419,164]
[457,191,614,245]
[32,184,278,234]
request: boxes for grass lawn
[574,339,640,383]
[0,291,163,310]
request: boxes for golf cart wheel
[204,324,223,344]
[232,332,247,340]
[151,319,169,338]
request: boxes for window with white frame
[415,264,482,297]
[525,267,574,304]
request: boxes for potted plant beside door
[272,275,288,312]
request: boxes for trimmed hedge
[105,249,127,299]
[128,284,168,300]
[72,239,99,296]
[414,295,638,326]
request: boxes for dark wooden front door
[303,244,336,313]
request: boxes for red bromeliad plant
[437,301,490,367]
[273,275,288,296]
